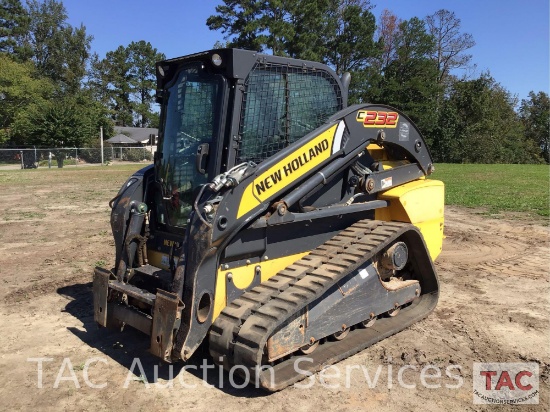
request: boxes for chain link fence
[0,146,154,169]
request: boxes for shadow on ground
[57,282,267,398]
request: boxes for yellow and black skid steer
[93,48,444,391]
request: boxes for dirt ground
[0,166,548,411]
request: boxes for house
[105,127,159,159]
[107,127,158,148]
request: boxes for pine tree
[0,0,32,61]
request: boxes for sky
[61,0,549,101]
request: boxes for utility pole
[100,126,104,166]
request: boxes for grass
[0,163,146,187]
[433,164,549,217]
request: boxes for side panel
[213,252,308,320]
[214,210,377,320]
[375,179,445,260]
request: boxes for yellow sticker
[237,125,337,218]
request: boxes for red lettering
[515,370,533,391]
[386,112,398,125]
[375,111,386,125]
[480,371,497,390]
[363,111,377,126]
[495,371,515,391]
[357,110,399,127]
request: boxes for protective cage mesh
[236,63,343,164]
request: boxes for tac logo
[356,110,399,128]
[473,363,539,405]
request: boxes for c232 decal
[356,110,399,128]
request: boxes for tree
[0,0,32,61]
[520,91,550,162]
[375,9,400,74]
[345,8,395,104]
[88,41,165,127]
[320,0,380,104]
[72,89,114,145]
[207,0,378,73]
[1,0,114,150]
[28,99,89,147]
[206,3,544,165]
[323,0,377,74]
[281,0,326,61]
[34,101,84,167]
[425,9,475,118]
[260,0,295,55]
[1,56,111,153]
[16,93,111,166]
[27,0,92,94]
[87,52,111,105]
[425,9,475,85]
[89,45,133,126]
[0,54,53,143]
[375,17,441,143]
[434,73,541,164]
[206,0,265,51]
[127,40,165,127]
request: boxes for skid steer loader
[93,48,444,391]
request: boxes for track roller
[361,313,377,328]
[332,326,350,341]
[299,339,319,354]
[388,304,401,317]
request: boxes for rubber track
[209,220,436,390]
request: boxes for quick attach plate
[150,289,184,362]
[93,267,113,327]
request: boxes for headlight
[211,53,222,67]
